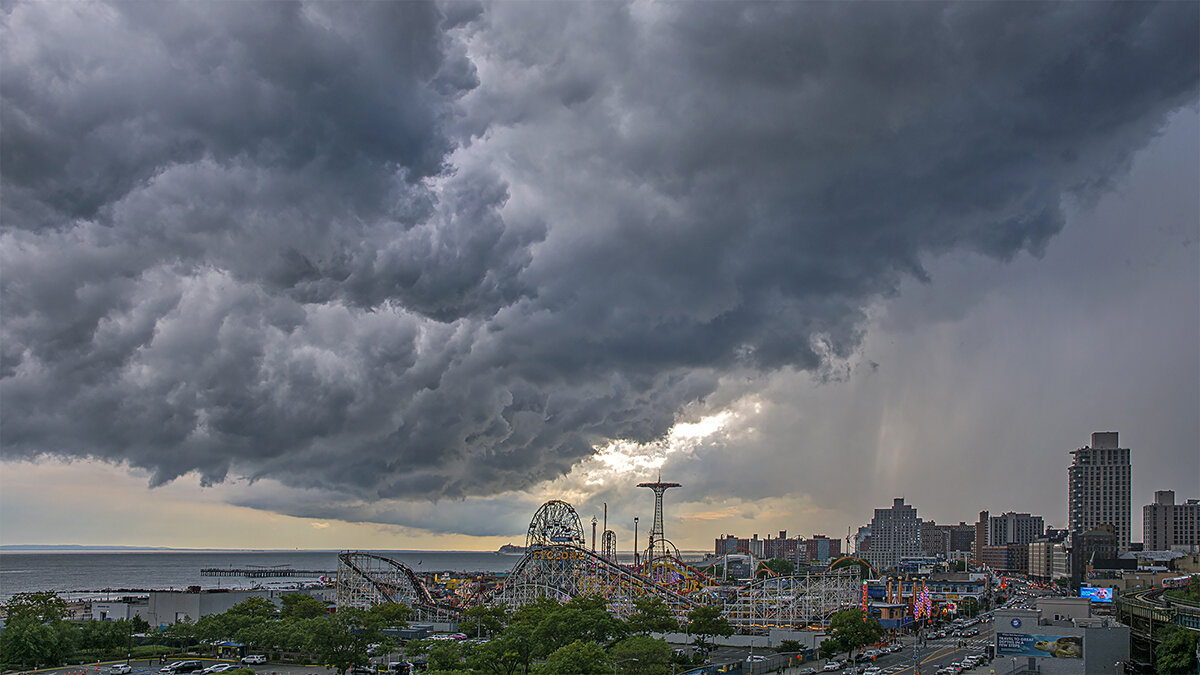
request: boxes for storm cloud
[2,1,1197,519]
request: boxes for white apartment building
[865,497,922,573]
[989,511,1045,546]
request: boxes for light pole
[633,517,639,568]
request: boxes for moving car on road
[240,655,267,665]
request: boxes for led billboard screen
[1080,586,1114,603]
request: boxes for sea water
[0,549,522,602]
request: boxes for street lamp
[613,657,638,675]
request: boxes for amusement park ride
[336,477,862,631]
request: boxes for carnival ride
[336,551,461,622]
[696,547,781,580]
[336,487,861,630]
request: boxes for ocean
[0,549,526,602]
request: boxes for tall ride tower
[638,473,681,561]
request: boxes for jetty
[200,566,334,578]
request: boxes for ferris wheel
[526,499,586,548]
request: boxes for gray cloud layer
[2,2,1197,515]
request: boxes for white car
[240,655,267,665]
[109,666,132,675]
[202,665,238,675]
[823,662,842,672]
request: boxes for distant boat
[497,544,526,555]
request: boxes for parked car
[798,669,818,675]
[241,655,267,665]
[108,665,132,675]
[201,664,238,675]
[161,661,203,674]
[746,654,767,662]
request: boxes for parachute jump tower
[638,472,681,563]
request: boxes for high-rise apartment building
[988,512,1045,546]
[974,511,988,563]
[865,498,922,572]
[1068,431,1132,551]
[1143,490,1200,552]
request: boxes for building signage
[532,549,584,561]
[996,633,1083,659]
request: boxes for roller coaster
[336,551,462,623]
[336,498,861,630]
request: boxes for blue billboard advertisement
[1080,586,1114,603]
[996,633,1083,659]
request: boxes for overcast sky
[1,1,1197,551]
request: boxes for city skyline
[2,2,1198,551]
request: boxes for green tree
[608,635,672,675]
[685,605,732,661]
[228,596,277,620]
[759,558,795,576]
[775,639,802,653]
[537,640,611,675]
[627,597,679,635]
[367,602,413,630]
[958,597,981,618]
[5,592,69,622]
[818,636,844,660]
[160,617,196,654]
[427,641,466,671]
[1155,624,1199,674]
[303,610,380,675]
[0,593,76,667]
[532,604,627,656]
[280,593,328,620]
[468,624,533,675]
[460,604,510,639]
[78,619,129,654]
[827,609,884,661]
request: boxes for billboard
[996,633,1083,659]
[1080,586,1114,603]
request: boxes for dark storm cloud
[2,2,1197,519]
